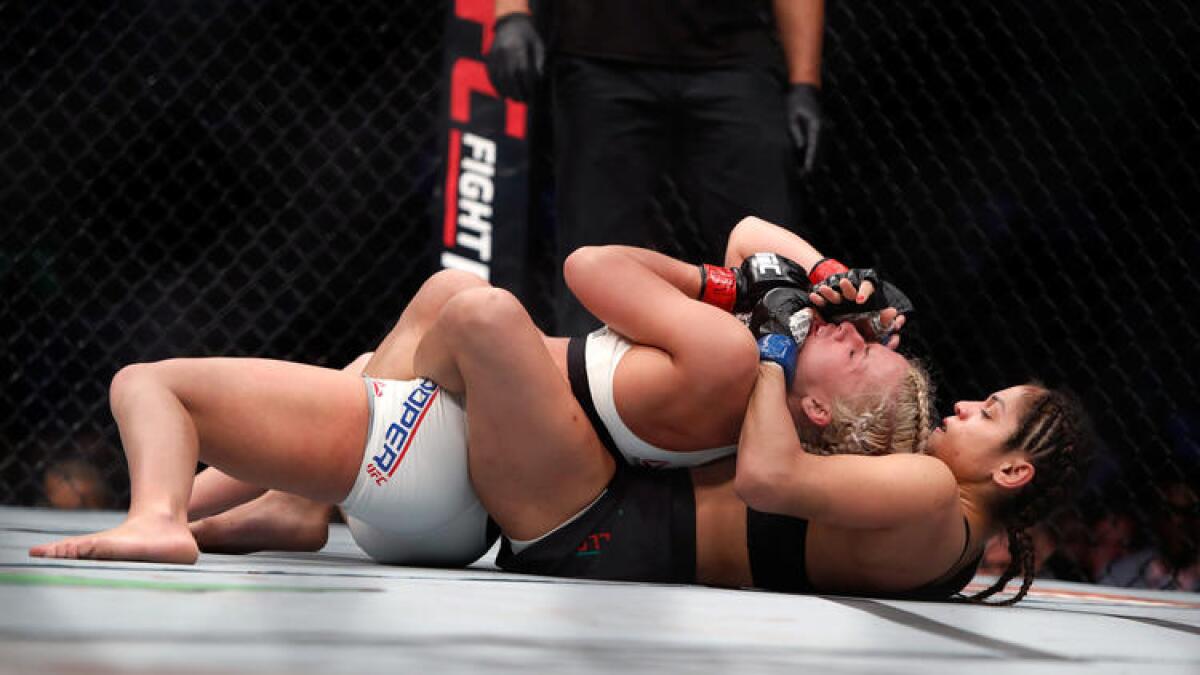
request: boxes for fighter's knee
[423,269,489,298]
[563,246,595,272]
[109,362,160,413]
[440,287,526,336]
[562,246,606,287]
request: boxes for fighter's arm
[735,362,957,528]
[564,246,756,370]
[726,217,907,348]
[725,216,824,269]
[725,216,878,301]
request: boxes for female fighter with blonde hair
[31,219,941,586]
[356,264,1092,603]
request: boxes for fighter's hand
[809,273,913,348]
[808,276,876,308]
[697,252,808,314]
[872,309,905,351]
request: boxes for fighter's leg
[30,358,367,563]
[414,287,614,539]
[186,353,374,521]
[188,470,267,521]
[189,489,333,554]
[364,269,491,378]
[189,270,491,553]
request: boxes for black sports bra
[746,508,982,599]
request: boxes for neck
[957,482,1003,542]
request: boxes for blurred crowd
[980,479,1200,592]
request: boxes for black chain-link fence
[2,0,447,504]
[3,1,1197,590]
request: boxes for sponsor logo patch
[365,379,439,486]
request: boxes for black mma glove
[485,13,543,102]
[810,267,915,344]
[748,287,818,348]
[698,252,809,314]
[812,269,914,317]
[786,83,824,174]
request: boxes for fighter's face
[926,385,1039,479]
[793,321,908,402]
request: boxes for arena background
[2,1,1197,590]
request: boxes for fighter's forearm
[564,245,704,336]
[724,216,825,271]
[734,363,812,514]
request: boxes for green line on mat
[0,571,373,593]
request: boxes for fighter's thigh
[438,288,615,540]
[365,270,491,380]
[148,357,367,503]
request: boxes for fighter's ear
[992,458,1035,491]
[800,395,832,428]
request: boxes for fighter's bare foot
[29,514,199,564]
[190,490,331,554]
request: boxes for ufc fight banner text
[435,0,531,286]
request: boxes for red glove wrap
[699,264,738,312]
[808,258,850,285]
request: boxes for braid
[965,526,1025,604]
[799,361,935,457]
[965,525,1039,605]
[961,387,1095,605]
[911,369,935,454]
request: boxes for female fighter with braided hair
[738,364,1094,603]
[347,270,1093,601]
[955,389,1094,604]
[30,217,926,567]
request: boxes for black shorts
[496,467,696,584]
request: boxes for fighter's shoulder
[873,453,959,499]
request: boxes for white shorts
[340,377,492,566]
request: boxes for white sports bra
[578,327,737,469]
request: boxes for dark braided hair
[962,385,1095,606]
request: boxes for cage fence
[2,0,1197,590]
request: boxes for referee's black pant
[551,54,801,336]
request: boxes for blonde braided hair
[798,359,935,457]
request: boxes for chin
[926,435,945,459]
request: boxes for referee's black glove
[786,83,824,175]
[485,13,544,102]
